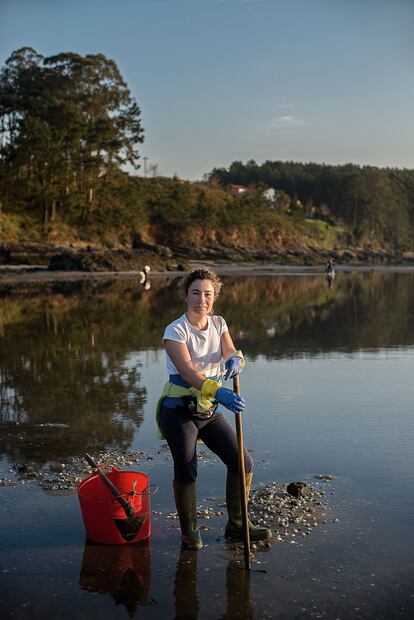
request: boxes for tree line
[209,160,414,249]
[1,47,414,251]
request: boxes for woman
[158,267,271,549]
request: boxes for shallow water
[1,272,414,619]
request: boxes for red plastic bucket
[78,466,151,544]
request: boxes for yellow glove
[201,378,220,400]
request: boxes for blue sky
[1,0,413,179]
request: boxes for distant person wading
[156,268,272,550]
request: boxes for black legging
[159,402,253,484]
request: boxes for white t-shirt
[163,313,228,377]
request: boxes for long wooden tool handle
[233,375,251,570]
[84,453,135,517]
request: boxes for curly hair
[179,267,222,298]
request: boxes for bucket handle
[110,483,158,504]
[129,482,158,496]
[142,483,159,496]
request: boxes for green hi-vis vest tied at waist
[156,380,221,439]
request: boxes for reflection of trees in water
[216,272,414,358]
[1,273,413,462]
[0,281,149,464]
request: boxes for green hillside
[1,48,414,264]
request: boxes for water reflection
[0,281,148,465]
[173,547,253,620]
[216,272,414,357]
[174,548,199,619]
[79,540,153,616]
[1,272,414,467]
[326,272,335,288]
[1,272,413,619]
[78,541,254,619]
[220,561,253,620]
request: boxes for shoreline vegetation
[2,48,414,278]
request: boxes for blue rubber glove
[216,387,246,414]
[224,357,245,381]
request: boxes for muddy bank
[2,241,414,272]
[0,243,178,272]
[2,241,414,295]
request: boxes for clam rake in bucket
[78,454,155,544]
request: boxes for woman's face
[185,279,215,317]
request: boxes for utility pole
[143,156,148,177]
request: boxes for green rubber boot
[173,481,203,550]
[225,471,272,541]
